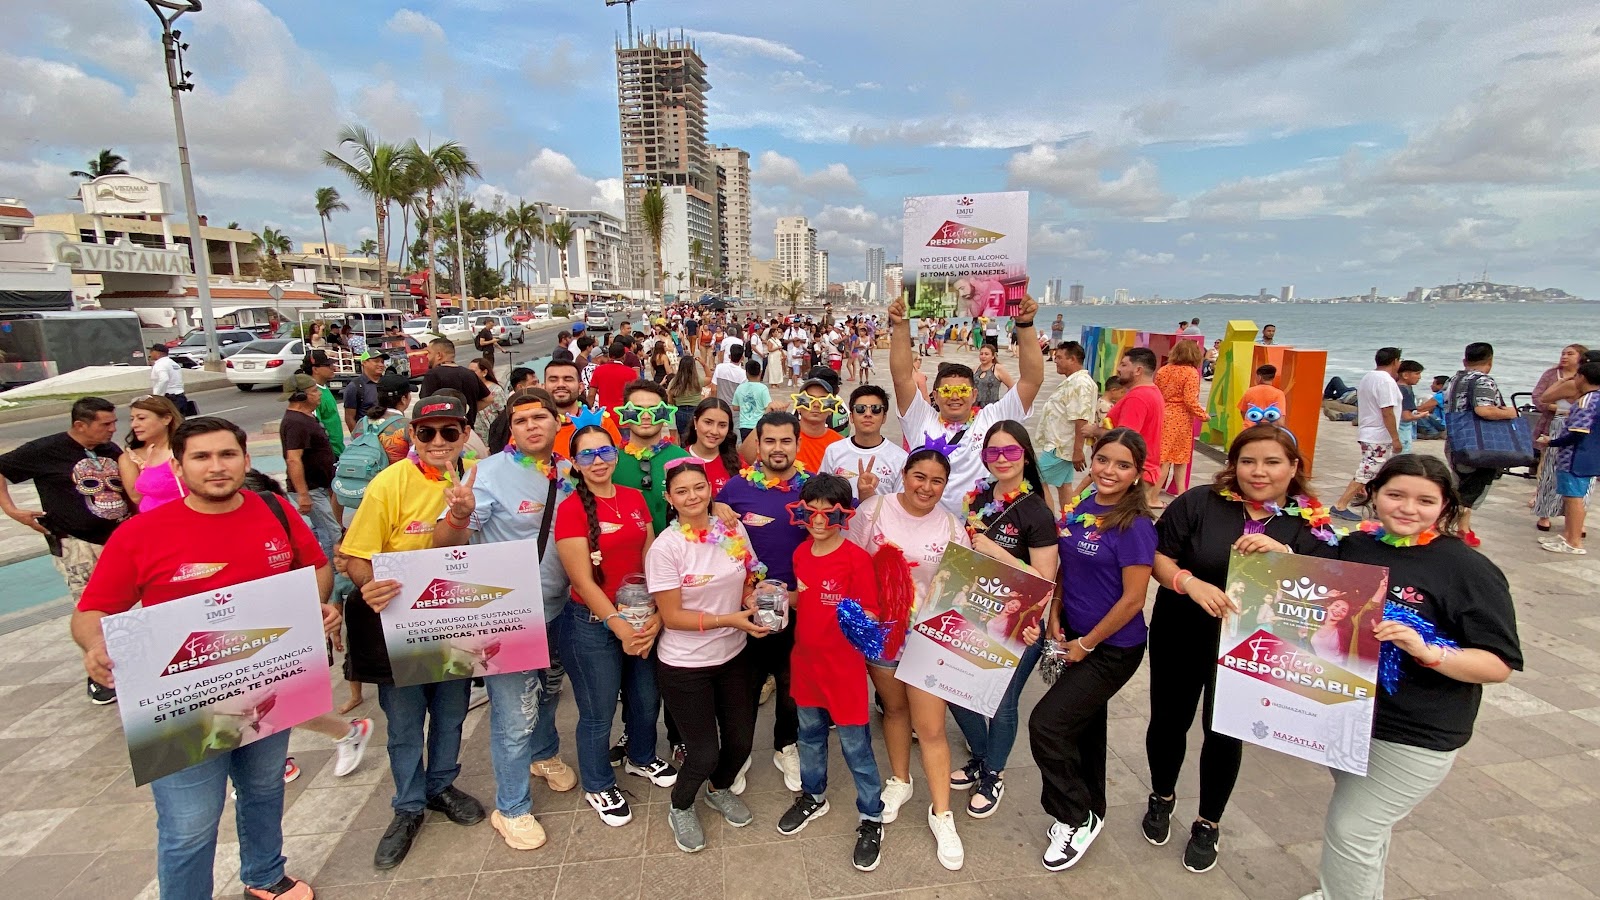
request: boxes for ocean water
[1032,301,1600,398]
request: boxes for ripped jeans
[485,670,545,818]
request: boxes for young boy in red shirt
[778,473,885,871]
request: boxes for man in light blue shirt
[434,387,575,851]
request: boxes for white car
[585,310,612,332]
[402,317,434,337]
[532,304,552,320]
[437,315,467,333]
[224,339,305,391]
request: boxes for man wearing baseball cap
[280,374,340,561]
[343,350,388,433]
[300,349,345,455]
[342,394,487,868]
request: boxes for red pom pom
[872,543,916,660]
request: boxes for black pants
[163,392,197,417]
[749,617,798,750]
[1144,596,1241,823]
[656,645,759,810]
[1030,639,1144,825]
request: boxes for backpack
[332,413,401,509]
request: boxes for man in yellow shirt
[342,394,486,870]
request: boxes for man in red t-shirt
[586,342,638,417]
[72,417,342,900]
[1101,348,1164,498]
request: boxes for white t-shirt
[819,436,908,499]
[720,335,744,363]
[1356,369,1403,444]
[898,387,1031,516]
[645,522,754,668]
[151,356,185,395]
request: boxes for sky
[4,0,1600,299]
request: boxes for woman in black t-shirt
[1257,456,1520,900]
[1143,425,1335,874]
[949,421,1060,817]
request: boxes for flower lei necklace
[963,478,1033,534]
[1217,488,1341,545]
[1359,520,1439,547]
[678,519,769,584]
[504,445,576,495]
[738,462,809,492]
[622,437,675,462]
[1056,485,1104,534]
[409,446,476,484]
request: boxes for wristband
[1418,647,1447,668]
[447,511,470,527]
[603,613,622,628]
[1075,637,1096,653]
[1173,570,1193,594]
[1015,320,1035,328]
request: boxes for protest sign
[1214,550,1389,775]
[896,544,1053,715]
[901,191,1029,319]
[101,566,331,785]
[376,538,548,686]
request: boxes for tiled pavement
[1,342,1599,899]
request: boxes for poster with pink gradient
[1213,550,1388,775]
[100,566,332,786]
[376,539,548,687]
[901,191,1029,319]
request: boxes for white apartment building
[774,216,816,297]
[660,186,717,299]
[709,145,750,291]
[551,209,630,292]
[813,249,829,297]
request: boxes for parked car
[531,304,552,320]
[168,329,258,364]
[585,309,612,333]
[471,314,524,345]
[224,339,305,391]
[402,317,434,337]
[437,314,467,333]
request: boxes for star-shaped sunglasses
[934,384,974,400]
[617,401,675,425]
[790,393,842,414]
[786,500,856,528]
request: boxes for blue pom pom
[836,599,887,660]
[1378,600,1460,694]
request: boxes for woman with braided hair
[554,423,675,829]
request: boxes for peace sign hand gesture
[856,456,880,496]
[443,466,478,522]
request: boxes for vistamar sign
[57,240,192,276]
[79,174,172,216]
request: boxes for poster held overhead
[902,191,1029,319]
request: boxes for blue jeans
[377,680,469,813]
[149,730,290,900]
[553,601,661,792]
[528,651,563,763]
[301,487,339,562]
[485,670,544,817]
[796,706,883,820]
[951,638,1043,774]
[1399,421,1415,453]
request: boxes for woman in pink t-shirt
[646,458,771,850]
[848,448,971,870]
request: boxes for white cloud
[512,149,622,215]
[387,9,446,43]
[1006,141,1172,217]
[1032,224,1109,261]
[1170,0,1382,74]
[683,30,805,63]
[751,151,859,200]
[1121,249,1178,266]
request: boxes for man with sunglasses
[888,295,1045,515]
[432,388,575,852]
[342,394,487,869]
[820,384,907,499]
[612,380,690,534]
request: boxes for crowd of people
[0,306,1532,900]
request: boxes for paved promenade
[0,339,1597,899]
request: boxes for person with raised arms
[889,294,1044,515]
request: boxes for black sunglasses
[852,404,886,415]
[414,424,464,443]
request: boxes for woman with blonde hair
[1154,340,1210,499]
[118,395,184,511]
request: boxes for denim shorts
[1557,470,1592,499]
[1036,448,1077,487]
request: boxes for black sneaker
[1141,793,1175,846]
[852,819,883,872]
[609,729,628,768]
[670,742,688,769]
[1183,820,1221,873]
[586,785,633,827]
[87,678,116,705]
[949,758,982,790]
[776,794,830,835]
[623,756,679,788]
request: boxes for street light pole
[145,0,220,368]
[452,180,467,307]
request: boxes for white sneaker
[880,776,913,824]
[730,755,752,795]
[1042,811,1101,871]
[332,717,373,777]
[773,744,801,792]
[1298,892,1325,900]
[927,805,964,871]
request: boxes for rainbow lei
[1055,485,1104,534]
[504,446,576,496]
[678,519,769,584]
[409,447,476,484]
[622,437,675,462]
[963,478,1034,533]
[738,462,809,492]
[1217,488,1342,545]
[1358,520,1440,547]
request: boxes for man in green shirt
[304,349,346,455]
[611,379,688,533]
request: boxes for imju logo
[955,196,976,217]
[1390,584,1425,606]
[413,578,512,611]
[445,548,470,572]
[926,221,1004,251]
[202,590,236,622]
[164,628,289,676]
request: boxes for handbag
[1445,372,1535,470]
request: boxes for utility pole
[146,0,220,368]
[453,181,467,307]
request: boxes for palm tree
[226,221,241,231]
[253,226,291,258]
[545,218,577,305]
[313,186,349,295]
[502,200,544,300]
[688,237,704,296]
[639,183,667,298]
[357,239,379,258]
[778,279,805,314]
[323,124,409,312]
[70,148,128,182]
[403,139,480,328]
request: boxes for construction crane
[605,0,640,47]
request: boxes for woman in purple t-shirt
[1028,428,1157,872]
